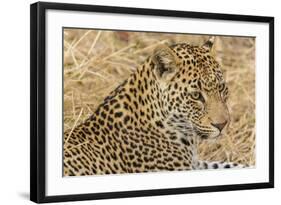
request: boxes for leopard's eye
[190,91,205,103]
[218,83,225,92]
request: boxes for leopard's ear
[152,44,178,81]
[202,36,215,52]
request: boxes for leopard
[63,37,247,176]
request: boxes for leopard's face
[152,38,229,139]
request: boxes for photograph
[63,29,256,176]
[30,2,274,202]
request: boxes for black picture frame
[30,1,274,203]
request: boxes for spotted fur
[64,38,243,176]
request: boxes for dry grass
[63,29,255,166]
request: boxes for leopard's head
[152,37,229,139]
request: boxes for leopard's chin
[200,134,208,140]
[197,130,221,140]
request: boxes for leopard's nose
[211,121,227,132]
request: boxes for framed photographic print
[30,1,274,203]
